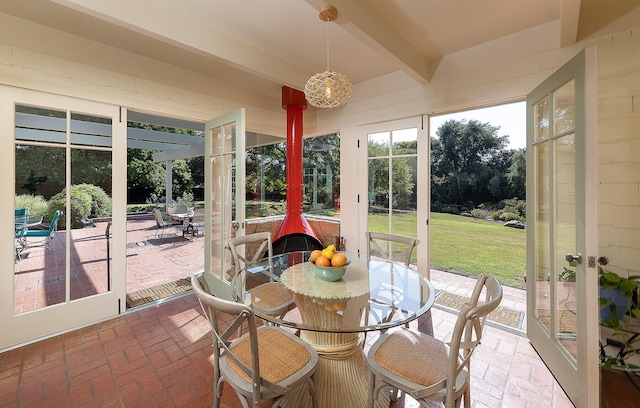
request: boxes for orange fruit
[315,256,331,267]
[331,253,347,267]
[310,250,322,262]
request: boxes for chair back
[152,209,165,227]
[365,231,419,267]
[49,210,61,234]
[15,208,27,224]
[226,232,273,302]
[192,272,262,389]
[175,204,188,214]
[446,274,502,403]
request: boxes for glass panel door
[526,49,599,407]
[2,87,124,350]
[204,109,245,300]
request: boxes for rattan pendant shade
[304,6,352,109]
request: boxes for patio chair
[227,232,295,321]
[366,274,503,408]
[191,212,205,236]
[152,208,180,239]
[192,272,318,408]
[22,210,61,250]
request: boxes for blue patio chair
[15,208,27,233]
[23,210,61,250]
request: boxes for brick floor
[7,213,574,407]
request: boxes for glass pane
[15,105,67,144]
[391,128,417,155]
[535,142,551,331]
[14,145,67,313]
[554,134,578,362]
[70,149,113,301]
[70,113,113,148]
[303,134,340,217]
[210,156,224,280]
[368,156,389,232]
[245,142,286,218]
[368,131,390,157]
[223,122,235,154]
[554,80,576,135]
[211,125,223,155]
[534,96,550,142]
[391,156,417,263]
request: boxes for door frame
[525,48,599,407]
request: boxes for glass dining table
[247,251,436,408]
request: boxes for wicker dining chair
[365,231,419,267]
[365,231,420,331]
[227,232,295,320]
[367,274,503,408]
[193,272,318,408]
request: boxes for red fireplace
[272,86,324,254]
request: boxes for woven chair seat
[249,282,293,312]
[374,330,449,387]
[228,327,312,383]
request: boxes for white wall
[595,30,640,276]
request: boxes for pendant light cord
[325,17,331,72]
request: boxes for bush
[14,194,48,217]
[73,184,112,217]
[48,184,112,229]
[470,208,492,219]
[441,205,460,215]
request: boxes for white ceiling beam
[560,0,582,46]
[305,0,431,84]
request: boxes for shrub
[470,208,492,220]
[73,184,112,218]
[14,194,48,217]
[47,184,112,229]
[441,205,460,215]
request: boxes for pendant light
[304,5,352,109]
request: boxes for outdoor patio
[13,214,204,315]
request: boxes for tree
[431,119,513,208]
[127,149,165,203]
[507,148,526,199]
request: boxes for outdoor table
[249,251,435,408]
[171,212,195,236]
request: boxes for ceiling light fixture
[304,5,352,109]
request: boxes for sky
[429,101,526,150]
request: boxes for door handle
[565,253,582,264]
[231,221,239,230]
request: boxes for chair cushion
[23,230,50,237]
[374,330,449,387]
[228,327,311,384]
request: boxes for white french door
[1,87,126,350]
[357,117,429,274]
[526,48,599,407]
[203,109,246,300]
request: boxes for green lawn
[369,212,527,289]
